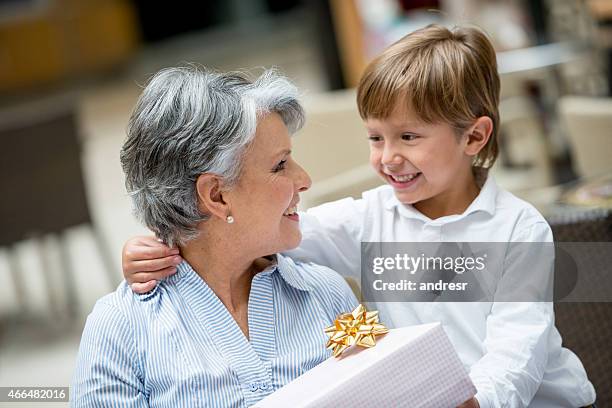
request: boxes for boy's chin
[393,190,422,205]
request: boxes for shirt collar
[171,253,312,292]
[384,174,498,222]
[274,254,313,292]
[462,174,497,216]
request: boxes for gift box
[255,322,476,408]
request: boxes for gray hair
[120,66,305,246]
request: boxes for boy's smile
[384,171,422,189]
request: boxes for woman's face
[226,113,311,255]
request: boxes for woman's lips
[385,172,422,189]
[284,213,300,222]
[283,204,299,222]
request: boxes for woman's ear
[464,116,493,157]
[195,174,229,220]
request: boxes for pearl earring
[226,215,234,224]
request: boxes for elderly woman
[72,67,358,407]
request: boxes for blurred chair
[0,99,116,322]
[293,89,383,209]
[492,95,554,194]
[558,96,612,178]
[549,210,612,406]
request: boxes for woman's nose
[295,162,312,192]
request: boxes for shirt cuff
[475,391,493,408]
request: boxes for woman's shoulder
[278,255,358,311]
[279,255,347,290]
[87,281,159,329]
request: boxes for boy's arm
[470,302,552,408]
[470,222,554,408]
[72,301,148,407]
[121,196,364,292]
[285,196,365,280]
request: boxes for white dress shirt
[287,176,596,408]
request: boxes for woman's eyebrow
[274,148,291,158]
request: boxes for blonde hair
[357,24,500,170]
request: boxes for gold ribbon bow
[324,304,389,358]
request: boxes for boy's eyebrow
[365,125,423,134]
[365,118,424,130]
[364,124,383,133]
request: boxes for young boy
[120,25,595,407]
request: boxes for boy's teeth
[283,206,297,216]
[393,173,418,182]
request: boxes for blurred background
[0,0,611,406]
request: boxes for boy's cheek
[368,154,380,169]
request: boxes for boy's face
[365,104,474,209]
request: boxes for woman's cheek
[277,177,296,206]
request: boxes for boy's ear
[464,116,493,157]
[195,174,230,220]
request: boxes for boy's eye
[401,134,419,141]
[368,135,383,142]
[273,159,287,172]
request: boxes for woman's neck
[180,233,268,314]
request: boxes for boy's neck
[413,170,481,220]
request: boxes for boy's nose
[381,145,402,166]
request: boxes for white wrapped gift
[254,322,475,408]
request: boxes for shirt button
[249,383,258,392]
[260,383,269,390]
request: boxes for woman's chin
[261,232,302,256]
[280,231,302,253]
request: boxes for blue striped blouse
[72,254,358,407]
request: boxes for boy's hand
[122,236,182,294]
[457,397,479,408]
